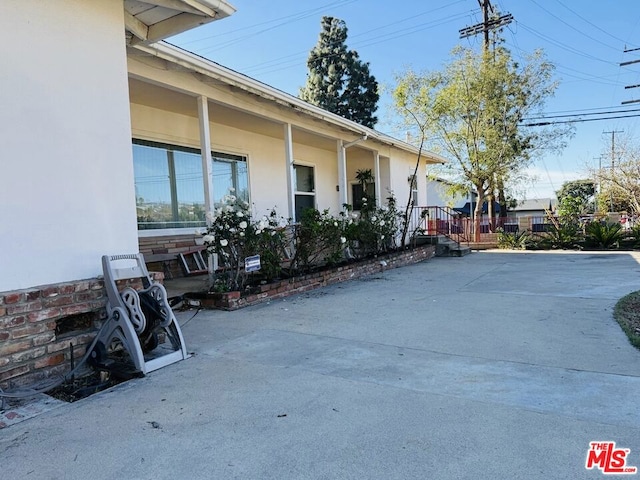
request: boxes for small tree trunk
[497,175,508,219]
[487,192,495,233]
[474,185,485,242]
[400,136,425,247]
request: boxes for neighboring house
[425,178,474,210]
[508,198,556,220]
[0,1,445,385]
[507,198,556,232]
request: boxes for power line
[522,113,640,126]
[554,0,639,49]
[178,0,360,47]
[527,104,640,115]
[527,0,622,52]
[517,22,616,66]
[501,22,632,88]
[523,107,640,121]
[240,10,474,76]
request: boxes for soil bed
[47,371,131,403]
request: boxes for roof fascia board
[124,10,149,42]
[147,13,211,43]
[140,0,235,18]
[142,0,211,16]
[199,0,236,18]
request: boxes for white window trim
[293,162,317,220]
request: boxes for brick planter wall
[189,245,436,310]
[0,272,163,390]
[139,234,201,278]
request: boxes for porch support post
[284,123,296,220]
[337,140,348,209]
[373,150,381,207]
[197,95,217,272]
[197,96,214,215]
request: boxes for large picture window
[133,140,205,230]
[133,140,249,230]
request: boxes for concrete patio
[2,250,640,479]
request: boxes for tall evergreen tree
[300,16,379,128]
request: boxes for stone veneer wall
[0,273,163,390]
[193,245,436,310]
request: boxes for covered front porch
[127,43,416,274]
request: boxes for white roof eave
[125,1,237,44]
[130,41,445,163]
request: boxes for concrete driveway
[2,251,640,479]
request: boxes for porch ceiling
[128,78,339,151]
[123,0,236,45]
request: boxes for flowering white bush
[343,192,399,258]
[202,180,400,291]
[203,193,289,290]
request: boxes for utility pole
[621,47,640,104]
[459,0,513,50]
[459,1,514,237]
[603,130,623,212]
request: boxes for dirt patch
[614,291,640,349]
[47,371,132,403]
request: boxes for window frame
[293,162,316,222]
[211,151,250,208]
[350,180,376,211]
[132,138,250,235]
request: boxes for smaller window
[211,152,249,207]
[293,164,315,221]
[409,174,419,206]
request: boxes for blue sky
[170,0,640,200]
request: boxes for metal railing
[409,206,470,244]
[409,207,553,244]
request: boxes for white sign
[245,255,261,272]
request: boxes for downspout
[284,124,296,220]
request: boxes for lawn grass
[614,291,640,350]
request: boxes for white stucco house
[0,1,445,385]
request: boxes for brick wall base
[139,234,201,279]
[189,245,436,310]
[0,272,163,390]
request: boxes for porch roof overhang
[129,41,446,164]
[124,0,236,45]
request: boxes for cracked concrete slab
[2,250,640,479]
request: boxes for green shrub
[585,221,623,249]
[497,229,531,250]
[291,208,348,273]
[531,220,583,250]
[345,194,400,259]
[628,224,640,248]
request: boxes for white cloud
[519,165,586,200]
